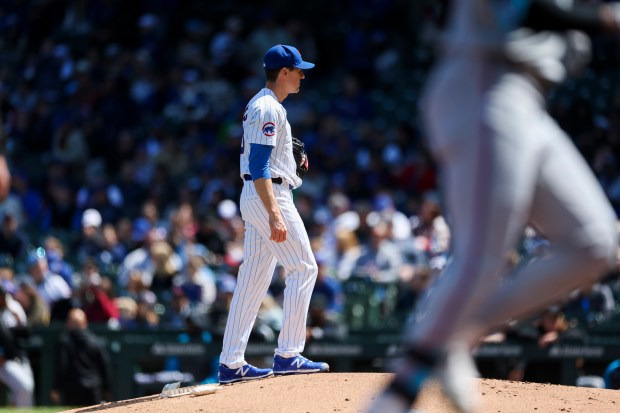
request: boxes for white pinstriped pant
[220,181,318,368]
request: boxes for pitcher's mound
[61,373,618,413]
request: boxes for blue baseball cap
[263,44,315,70]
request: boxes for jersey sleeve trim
[249,143,273,180]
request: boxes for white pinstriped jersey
[222,89,318,369]
[240,88,302,189]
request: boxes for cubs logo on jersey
[262,122,276,137]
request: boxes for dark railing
[24,327,620,406]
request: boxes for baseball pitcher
[218,44,329,384]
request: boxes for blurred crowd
[0,0,436,337]
[0,0,619,400]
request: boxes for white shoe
[435,344,481,413]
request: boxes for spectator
[51,119,89,170]
[43,235,74,288]
[124,269,157,309]
[514,307,586,385]
[409,190,450,263]
[114,217,136,252]
[0,285,34,407]
[306,294,348,342]
[207,274,236,334]
[97,223,128,275]
[14,278,50,327]
[117,228,181,291]
[564,282,617,328]
[244,9,292,74]
[334,229,362,281]
[168,312,218,383]
[149,240,181,302]
[129,217,152,249]
[395,264,433,320]
[533,306,585,349]
[114,296,139,330]
[0,254,15,283]
[210,15,245,77]
[0,284,26,329]
[174,254,217,314]
[10,171,43,226]
[331,75,373,123]
[343,16,375,85]
[75,207,105,265]
[161,287,191,329]
[350,215,402,283]
[0,191,24,229]
[26,248,72,322]
[50,308,112,406]
[133,297,160,330]
[194,214,227,263]
[215,199,245,271]
[284,18,318,67]
[42,179,77,232]
[76,259,119,325]
[115,161,146,218]
[137,199,166,231]
[203,64,236,121]
[154,135,189,183]
[76,160,124,224]
[0,211,28,263]
[311,257,345,314]
[168,202,207,268]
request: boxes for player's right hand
[269,214,287,242]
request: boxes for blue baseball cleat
[273,355,330,375]
[218,363,274,384]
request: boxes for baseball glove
[292,137,309,177]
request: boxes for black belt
[243,174,283,185]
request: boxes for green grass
[0,408,72,413]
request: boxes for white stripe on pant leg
[220,220,277,368]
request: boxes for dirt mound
[60,373,619,413]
